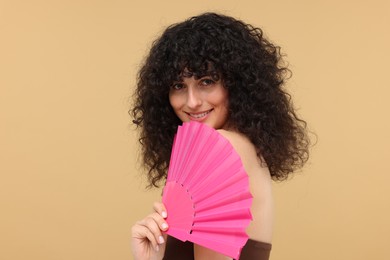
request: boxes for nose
[186,86,202,109]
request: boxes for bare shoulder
[216,129,255,160]
[217,129,274,243]
[216,129,269,179]
[216,129,253,154]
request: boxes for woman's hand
[131,202,169,260]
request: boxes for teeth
[190,110,211,118]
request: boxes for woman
[130,12,310,260]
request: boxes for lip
[185,109,213,121]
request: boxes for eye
[200,78,215,86]
[171,82,184,90]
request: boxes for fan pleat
[189,232,247,259]
[173,124,199,183]
[186,136,231,190]
[195,190,253,213]
[189,152,241,194]
[191,166,247,203]
[167,127,181,181]
[179,130,219,185]
[166,227,191,242]
[194,207,252,223]
[191,229,249,244]
[192,218,252,230]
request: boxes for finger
[150,211,169,232]
[132,222,160,251]
[153,201,168,219]
[142,214,167,244]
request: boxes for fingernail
[159,235,165,244]
[156,245,160,252]
[162,211,167,218]
[161,223,168,230]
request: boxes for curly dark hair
[131,12,310,187]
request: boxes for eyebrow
[177,70,220,81]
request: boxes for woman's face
[169,75,229,129]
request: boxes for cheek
[169,94,179,110]
[169,93,184,118]
[218,90,229,120]
[215,88,229,109]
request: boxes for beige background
[1,0,389,259]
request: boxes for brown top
[163,236,272,260]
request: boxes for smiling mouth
[186,109,213,119]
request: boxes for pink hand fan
[162,121,253,259]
